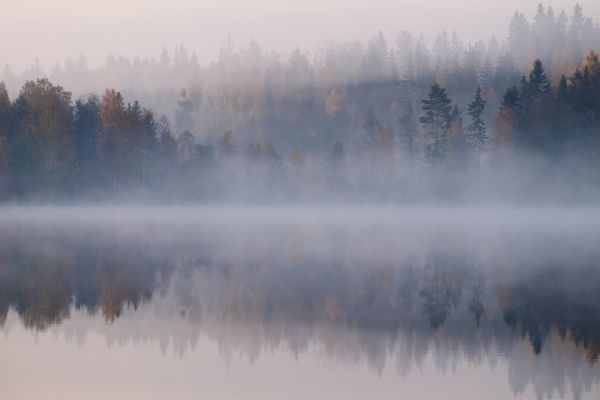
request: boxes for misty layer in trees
[0,51,600,203]
[1,4,598,147]
[0,6,599,203]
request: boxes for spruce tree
[466,87,488,168]
[527,59,550,98]
[420,84,452,167]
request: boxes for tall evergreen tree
[420,84,452,167]
[526,59,551,99]
[466,87,488,168]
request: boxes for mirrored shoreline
[1,207,600,399]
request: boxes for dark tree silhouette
[420,83,452,168]
[466,87,488,168]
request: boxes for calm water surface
[1,207,600,400]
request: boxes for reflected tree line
[2,223,600,398]
[0,228,171,329]
[0,5,600,201]
[1,225,600,365]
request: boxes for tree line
[1,4,598,153]
[0,50,599,202]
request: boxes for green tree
[420,83,452,167]
[466,87,488,168]
[523,59,550,103]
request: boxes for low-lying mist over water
[1,206,600,399]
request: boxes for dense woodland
[0,4,599,202]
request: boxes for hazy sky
[1,0,599,71]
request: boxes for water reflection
[1,207,600,399]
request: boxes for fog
[1,205,599,265]
[3,0,600,71]
[2,205,600,399]
[2,5,600,207]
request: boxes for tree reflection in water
[1,209,600,399]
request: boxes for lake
[1,206,600,400]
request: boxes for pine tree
[527,59,550,98]
[466,87,488,168]
[557,75,568,95]
[420,84,452,166]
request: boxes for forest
[0,4,599,203]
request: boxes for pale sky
[1,0,599,71]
